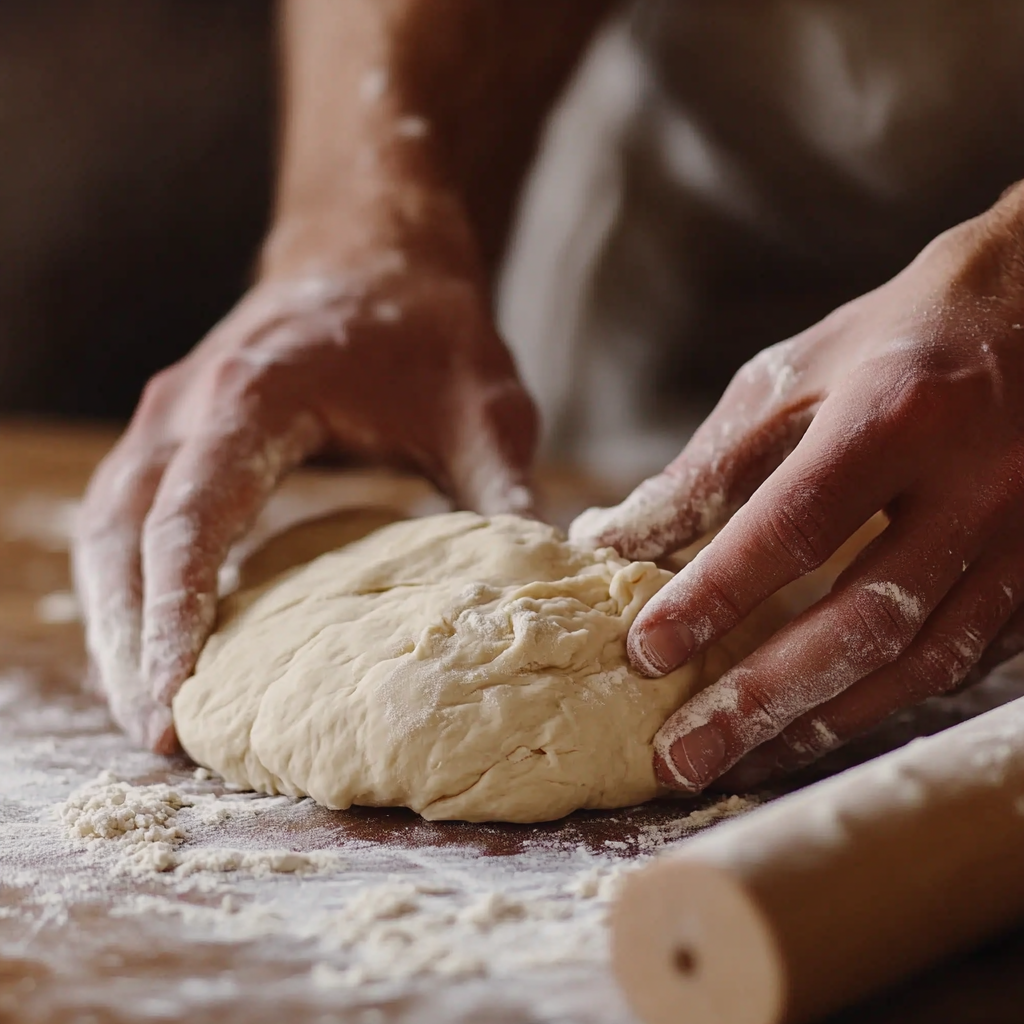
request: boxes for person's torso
[505,1,1024,479]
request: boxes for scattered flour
[3,496,80,551]
[635,795,758,852]
[18,659,1020,1020]
[46,772,757,997]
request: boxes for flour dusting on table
[1,669,765,1024]
[48,769,755,995]
[6,571,1024,1024]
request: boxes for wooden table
[2,422,1024,1024]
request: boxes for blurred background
[0,1,273,419]
[5,0,1024,486]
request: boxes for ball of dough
[173,512,716,823]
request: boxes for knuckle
[143,493,204,553]
[785,717,841,760]
[78,458,154,540]
[741,679,791,738]
[845,586,919,666]
[759,492,834,572]
[913,633,981,696]
[135,366,182,423]
[722,341,803,422]
[877,351,972,426]
[737,341,796,390]
[695,574,747,632]
[208,353,272,403]
[76,516,127,551]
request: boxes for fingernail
[635,621,694,675]
[661,724,727,791]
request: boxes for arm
[74,0,613,752]
[270,0,615,281]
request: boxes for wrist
[924,180,1024,311]
[260,176,483,287]
[265,2,486,288]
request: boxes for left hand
[73,261,536,753]
[571,183,1024,793]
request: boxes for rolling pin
[611,696,1024,1024]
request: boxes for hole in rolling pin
[673,946,698,976]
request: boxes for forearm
[264,0,614,284]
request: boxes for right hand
[74,259,537,752]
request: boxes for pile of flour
[59,770,345,876]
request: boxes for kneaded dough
[174,512,729,823]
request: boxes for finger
[719,535,1024,789]
[568,340,818,559]
[651,498,990,793]
[444,376,538,516]
[626,388,932,677]
[141,412,324,705]
[73,439,177,751]
[961,594,1024,686]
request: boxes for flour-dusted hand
[70,0,616,752]
[572,182,1024,793]
[74,267,536,752]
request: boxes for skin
[75,1,1024,788]
[572,181,1024,793]
[73,0,613,751]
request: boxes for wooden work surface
[3,421,1024,1024]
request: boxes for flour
[10,650,1020,1023]
[862,581,925,624]
[811,718,840,748]
[60,771,190,870]
[35,590,81,624]
[634,795,758,852]
[569,459,728,563]
[372,300,402,323]
[3,496,80,551]
[59,773,346,878]
[359,67,388,104]
[45,770,757,997]
[395,115,430,139]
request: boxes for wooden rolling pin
[611,696,1024,1024]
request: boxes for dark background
[0,0,274,419]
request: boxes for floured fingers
[569,340,819,561]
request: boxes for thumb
[569,342,819,559]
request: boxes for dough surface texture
[173,512,711,823]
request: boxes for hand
[74,262,537,752]
[571,183,1024,793]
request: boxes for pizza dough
[173,512,743,823]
